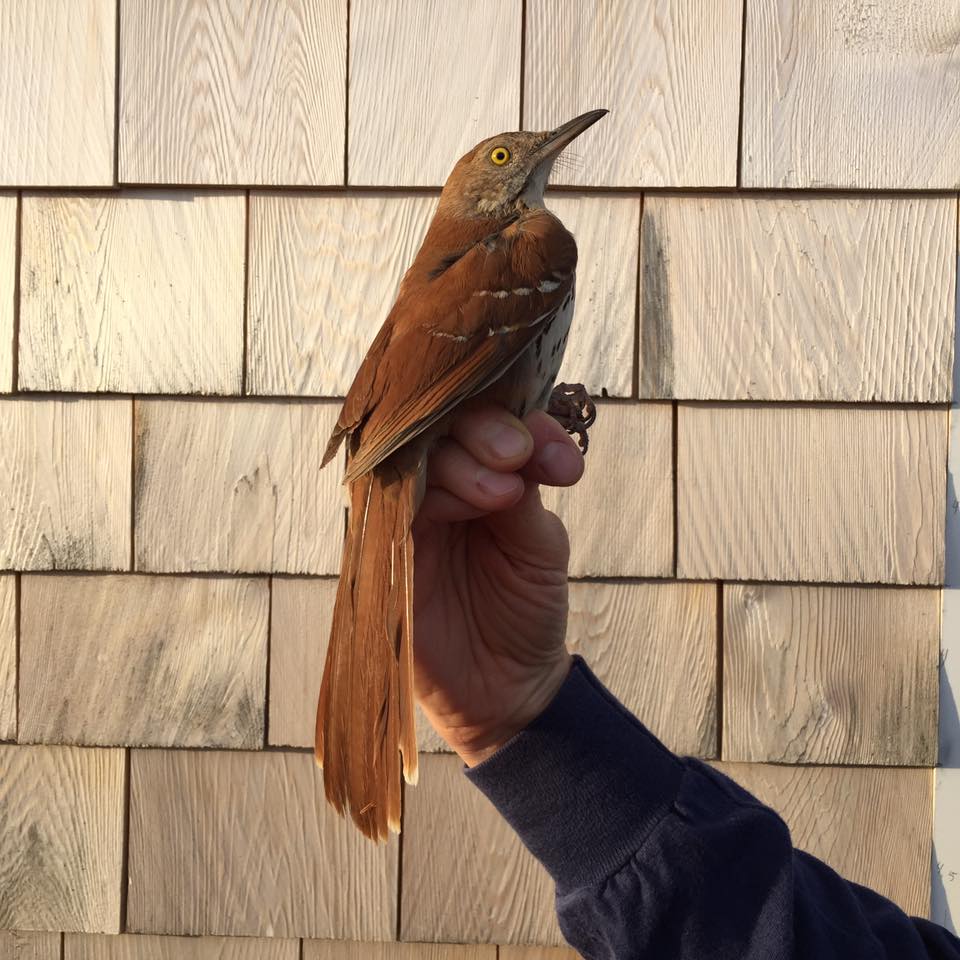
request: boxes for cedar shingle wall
[0,0,957,956]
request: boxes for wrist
[447,652,573,766]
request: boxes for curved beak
[535,109,608,163]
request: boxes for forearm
[465,658,960,960]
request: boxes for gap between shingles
[241,191,251,396]
[11,192,22,391]
[716,581,724,760]
[118,747,132,931]
[395,779,405,941]
[632,194,644,399]
[343,0,351,186]
[112,0,122,185]
[13,573,21,742]
[263,576,274,747]
[735,0,749,187]
[519,0,527,129]
[129,397,136,571]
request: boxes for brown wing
[324,208,577,481]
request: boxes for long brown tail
[315,458,419,841]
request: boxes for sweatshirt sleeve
[465,657,960,960]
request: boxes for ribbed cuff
[465,657,684,891]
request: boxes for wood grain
[568,581,716,755]
[0,1,114,185]
[66,934,298,960]
[402,754,564,945]
[677,405,947,584]
[743,0,960,188]
[306,944,495,960]
[525,0,742,187]
[933,767,960,929]
[134,400,343,574]
[248,194,436,396]
[120,0,346,185]
[0,576,14,741]
[0,398,132,571]
[640,196,956,401]
[127,748,397,938]
[724,584,940,765]
[19,574,269,749]
[349,0,521,185]
[0,744,124,932]
[268,576,445,752]
[0,932,61,960]
[542,402,673,577]
[716,762,933,917]
[19,193,246,394]
[548,195,638,397]
[0,194,15,392]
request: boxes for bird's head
[438,109,608,220]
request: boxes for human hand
[412,405,585,766]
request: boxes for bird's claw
[548,382,596,454]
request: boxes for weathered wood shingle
[0,744,125,932]
[0,398,132,571]
[19,193,246,394]
[65,934,299,960]
[349,0,521,186]
[677,405,946,584]
[402,754,563,945]
[128,749,397,938]
[542,402,673,577]
[724,584,940,766]
[0,576,15,741]
[640,196,956,401]
[0,931,61,960]
[567,581,716,756]
[0,1,114,186]
[525,0,743,187]
[134,400,343,574]
[743,0,960,188]
[305,944,495,960]
[19,574,269,749]
[120,0,346,185]
[0,193,15,392]
[248,194,435,396]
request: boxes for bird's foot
[548,382,596,454]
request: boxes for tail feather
[316,458,420,840]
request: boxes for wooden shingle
[127,748,397,938]
[639,196,956,402]
[306,944,495,960]
[134,400,343,574]
[0,932,61,960]
[268,576,444,752]
[542,402,673,577]
[724,584,940,766]
[402,754,563,946]
[567,581,716,756]
[19,194,246,394]
[499,951,578,960]
[248,194,435,396]
[0,1,114,186]
[548,195,639,398]
[65,934,299,960]
[677,405,946,584]
[717,762,933,917]
[349,0,521,186]
[525,0,742,187]
[0,193,15,392]
[0,744,124,932]
[0,576,14,741]
[120,0,346,185]
[19,574,269,749]
[0,398,132,571]
[743,0,960,188]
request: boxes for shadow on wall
[932,254,960,934]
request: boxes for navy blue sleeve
[466,657,960,960]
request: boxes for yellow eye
[490,146,511,165]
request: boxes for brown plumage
[316,110,607,840]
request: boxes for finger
[520,409,585,487]
[426,437,524,512]
[483,482,571,568]
[448,405,534,472]
[417,486,489,524]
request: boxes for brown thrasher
[316,109,608,840]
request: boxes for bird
[316,109,608,840]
